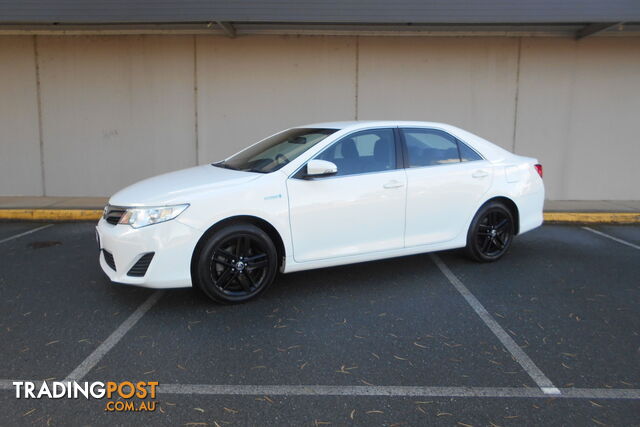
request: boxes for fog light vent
[127,252,155,277]
[102,249,116,271]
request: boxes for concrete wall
[0,35,638,199]
[515,38,640,200]
[196,35,357,162]
[37,35,196,196]
[358,37,519,151]
[0,37,42,195]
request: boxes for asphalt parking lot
[0,221,638,425]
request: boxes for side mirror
[305,159,338,178]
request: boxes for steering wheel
[275,153,289,165]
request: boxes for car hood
[109,164,261,206]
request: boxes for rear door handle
[472,170,489,179]
[383,180,404,189]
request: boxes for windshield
[217,128,337,173]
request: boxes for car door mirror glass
[305,159,338,178]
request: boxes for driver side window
[317,128,396,176]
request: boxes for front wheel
[465,202,515,262]
[195,224,278,304]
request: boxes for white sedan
[96,121,544,303]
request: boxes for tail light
[534,164,543,178]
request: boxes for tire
[194,223,278,304]
[465,201,515,263]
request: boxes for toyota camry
[96,121,544,303]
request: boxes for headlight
[118,204,189,228]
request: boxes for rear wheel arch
[479,196,519,235]
[466,199,516,262]
[190,215,286,285]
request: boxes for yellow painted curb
[543,212,640,224]
[0,209,102,221]
[0,209,639,224]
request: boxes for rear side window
[401,128,482,167]
[458,141,483,162]
[401,128,460,167]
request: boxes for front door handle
[383,180,404,189]
[472,170,489,179]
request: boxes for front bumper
[96,217,198,288]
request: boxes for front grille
[102,249,116,271]
[127,252,155,277]
[104,205,126,225]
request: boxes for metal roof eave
[0,22,638,38]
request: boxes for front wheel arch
[190,215,286,286]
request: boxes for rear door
[286,127,407,262]
[401,127,492,247]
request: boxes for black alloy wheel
[195,224,278,303]
[466,202,515,262]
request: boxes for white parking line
[157,384,640,400]
[2,380,638,400]
[65,291,165,381]
[0,224,53,244]
[582,226,640,250]
[429,253,561,395]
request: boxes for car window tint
[458,140,483,162]
[401,128,461,167]
[317,128,396,176]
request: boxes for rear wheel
[465,202,515,262]
[195,224,278,303]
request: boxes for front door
[286,128,407,262]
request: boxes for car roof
[301,120,454,131]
